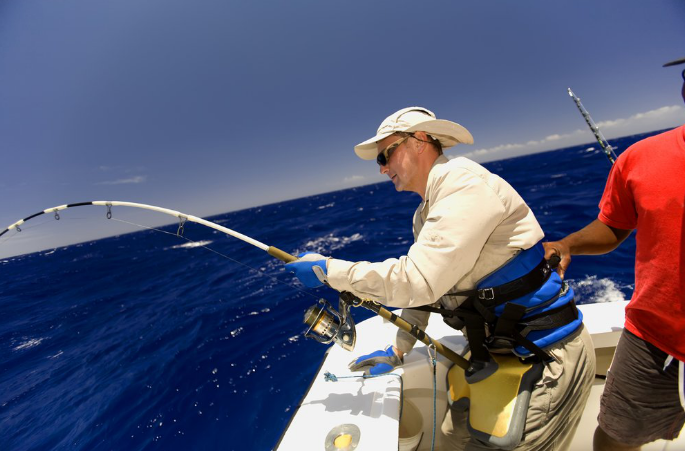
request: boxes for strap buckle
[478,288,495,300]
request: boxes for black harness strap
[485,298,579,361]
[408,258,578,362]
[517,301,579,336]
[458,297,492,364]
[448,258,552,309]
[493,302,527,338]
[489,302,554,361]
[511,330,555,362]
[412,304,459,316]
[415,286,563,318]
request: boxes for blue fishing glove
[348,346,403,375]
[285,252,330,288]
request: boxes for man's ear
[414,132,431,153]
[413,131,427,153]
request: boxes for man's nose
[379,163,388,174]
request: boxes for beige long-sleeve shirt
[327,155,544,353]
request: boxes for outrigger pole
[568,88,618,164]
[1,201,470,370]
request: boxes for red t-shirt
[599,125,685,361]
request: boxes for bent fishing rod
[568,88,618,164]
[1,200,470,370]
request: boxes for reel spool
[303,298,356,351]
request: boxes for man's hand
[285,252,330,288]
[543,220,632,280]
[543,241,571,279]
[348,346,403,375]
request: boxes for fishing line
[0,218,53,244]
[0,221,59,249]
[108,217,320,301]
[0,215,102,247]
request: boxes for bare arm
[543,219,632,279]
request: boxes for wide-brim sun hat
[354,107,474,160]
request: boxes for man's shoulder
[428,156,516,202]
[620,125,684,161]
[436,156,488,177]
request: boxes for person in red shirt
[544,57,685,451]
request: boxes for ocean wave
[168,240,213,250]
[48,350,64,359]
[248,308,271,316]
[230,327,244,337]
[13,337,45,351]
[300,232,363,253]
[70,253,96,262]
[570,275,630,304]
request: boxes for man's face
[376,133,418,193]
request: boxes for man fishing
[287,107,595,450]
[543,57,685,451]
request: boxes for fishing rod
[1,200,470,370]
[0,201,295,262]
[568,88,618,164]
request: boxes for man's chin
[389,175,405,191]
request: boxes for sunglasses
[376,134,411,166]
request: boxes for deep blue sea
[0,130,665,451]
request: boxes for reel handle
[547,254,561,269]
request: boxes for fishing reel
[303,295,357,351]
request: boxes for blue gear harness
[415,242,582,366]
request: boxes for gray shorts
[599,329,685,446]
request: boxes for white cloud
[97,175,147,185]
[343,175,365,183]
[98,165,146,173]
[457,105,684,163]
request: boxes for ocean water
[0,130,664,451]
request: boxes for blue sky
[1,0,684,258]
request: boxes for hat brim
[354,119,474,160]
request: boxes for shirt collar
[420,155,449,213]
